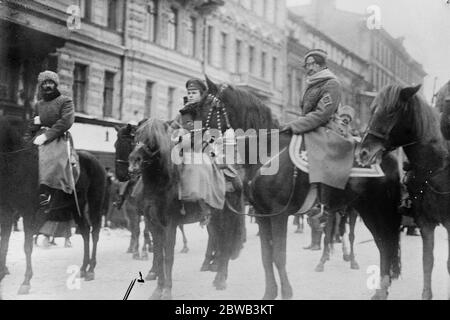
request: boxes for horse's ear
[400,84,421,102]
[114,125,121,132]
[205,75,218,95]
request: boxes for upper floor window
[73,63,88,113]
[187,16,197,57]
[235,40,242,73]
[167,7,178,50]
[147,0,158,42]
[220,32,228,70]
[249,46,255,74]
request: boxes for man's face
[187,89,202,103]
[305,57,321,76]
[41,80,56,94]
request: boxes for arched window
[147,0,158,42]
[167,7,178,50]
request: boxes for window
[147,0,158,42]
[261,51,267,78]
[107,0,118,30]
[73,64,88,113]
[167,7,178,50]
[272,57,277,85]
[249,46,255,74]
[103,71,115,117]
[220,32,228,70]
[263,0,268,18]
[144,81,154,118]
[187,17,197,57]
[167,87,175,119]
[207,26,214,65]
[235,40,242,73]
[79,0,91,20]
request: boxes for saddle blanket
[289,134,385,178]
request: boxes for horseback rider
[32,71,79,206]
[282,49,355,213]
[436,80,450,139]
[173,102,226,226]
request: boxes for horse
[0,116,106,295]
[123,119,245,299]
[358,84,450,300]
[193,76,402,300]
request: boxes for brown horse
[359,84,450,300]
[115,120,245,298]
[193,76,402,300]
[0,116,106,296]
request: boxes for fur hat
[186,78,207,93]
[339,105,356,121]
[304,49,328,62]
[38,70,59,86]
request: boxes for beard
[41,87,61,101]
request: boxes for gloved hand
[33,116,41,125]
[33,134,47,146]
[280,125,293,134]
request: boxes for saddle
[289,135,385,215]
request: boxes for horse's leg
[420,223,436,300]
[149,223,164,299]
[348,211,359,270]
[161,221,177,300]
[17,212,35,294]
[444,221,450,300]
[178,225,189,253]
[271,214,293,300]
[128,205,140,259]
[202,224,216,272]
[315,211,334,272]
[0,212,13,284]
[212,212,227,290]
[78,221,91,279]
[257,217,277,300]
[86,218,101,281]
[146,218,160,281]
[341,215,351,261]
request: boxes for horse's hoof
[371,290,388,300]
[149,288,162,300]
[209,263,219,273]
[17,284,31,295]
[126,248,133,254]
[200,263,210,272]
[262,292,277,300]
[282,286,293,300]
[343,254,351,262]
[213,279,227,291]
[350,261,360,270]
[79,270,87,278]
[132,252,140,260]
[315,264,324,272]
[161,288,173,300]
[84,272,95,281]
[146,272,157,281]
[422,290,432,300]
[180,247,189,254]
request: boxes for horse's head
[114,123,136,182]
[358,84,422,165]
[132,118,174,181]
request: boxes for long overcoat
[287,77,355,190]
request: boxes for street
[1,215,449,300]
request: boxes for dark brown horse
[359,84,450,300]
[194,77,402,300]
[114,121,245,298]
[0,116,106,296]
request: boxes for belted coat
[286,70,355,190]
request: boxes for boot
[39,185,52,207]
[198,200,211,227]
[310,229,322,251]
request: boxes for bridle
[135,142,160,168]
[115,133,136,168]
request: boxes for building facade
[290,0,427,128]
[1,0,287,168]
[285,11,369,128]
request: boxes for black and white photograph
[1,0,450,305]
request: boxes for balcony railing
[174,0,225,14]
[230,72,272,97]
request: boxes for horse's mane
[377,85,446,150]
[135,118,176,181]
[214,85,280,131]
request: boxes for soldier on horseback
[282,49,355,213]
[32,71,79,207]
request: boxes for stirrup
[298,184,318,214]
[39,194,52,207]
